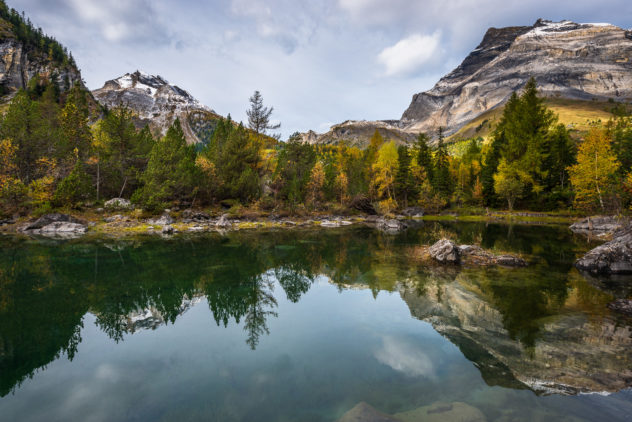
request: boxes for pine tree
[133,119,199,211]
[395,145,417,208]
[216,123,261,203]
[416,132,433,184]
[432,128,452,197]
[246,90,280,139]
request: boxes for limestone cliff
[401,19,632,137]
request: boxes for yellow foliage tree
[568,127,620,211]
[371,141,398,201]
[306,161,325,207]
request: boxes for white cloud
[378,32,442,77]
[374,335,436,377]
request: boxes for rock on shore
[427,239,527,267]
[575,229,632,275]
[20,213,88,237]
[570,216,628,237]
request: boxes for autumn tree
[306,161,325,207]
[433,128,452,197]
[372,141,398,212]
[568,127,620,211]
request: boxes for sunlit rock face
[401,19,632,137]
[299,120,417,148]
[115,295,204,333]
[92,70,220,144]
[0,38,82,100]
[399,273,632,395]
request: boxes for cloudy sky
[11,0,632,138]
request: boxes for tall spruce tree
[433,127,452,197]
[416,132,433,183]
[395,145,417,208]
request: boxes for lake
[1,222,631,421]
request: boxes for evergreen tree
[432,128,452,197]
[246,91,280,138]
[133,119,199,211]
[416,132,433,183]
[216,123,261,203]
[395,145,417,208]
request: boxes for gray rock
[104,197,133,210]
[38,222,87,234]
[22,213,85,231]
[181,209,210,223]
[376,218,408,234]
[401,207,424,218]
[148,214,174,226]
[575,230,632,275]
[337,402,401,422]
[458,245,527,267]
[215,214,232,228]
[495,254,528,267]
[570,216,628,236]
[429,239,461,264]
[161,225,175,234]
[607,299,632,316]
[104,215,125,223]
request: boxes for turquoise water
[0,223,631,421]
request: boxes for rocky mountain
[304,19,632,147]
[92,70,221,144]
[299,120,417,147]
[401,19,632,137]
[0,5,83,101]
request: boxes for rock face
[0,37,82,102]
[305,19,632,147]
[575,229,632,275]
[92,70,220,144]
[401,19,632,137]
[300,120,417,148]
[429,239,461,263]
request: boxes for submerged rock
[570,216,628,236]
[459,245,527,267]
[575,230,632,275]
[429,239,461,264]
[337,402,401,422]
[394,401,486,422]
[104,197,133,210]
[607,299,632,316]
[376,218,408,234]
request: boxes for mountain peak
[93,71,218,144]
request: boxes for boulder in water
[575,230,632,275]
[429,239,461,264]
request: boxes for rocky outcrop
[575,229,632,275]
[570,215,628,236]
[21,213,87,234]
[0,38,82,101]
[147,214,174,226]
[215,214,232,229]
[400,20,632,138]
[299,120,417,148]
[401,207,424,218]
[459,245,527,267]
[607,299,632,316]
[429,239,461,263]
[92,71,220,144]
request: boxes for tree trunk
[595,151,604,211]
[119,176,128,198]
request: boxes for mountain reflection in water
[0,223,631,418]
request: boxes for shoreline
[0,209,583,238]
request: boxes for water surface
[1,223,631,421]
